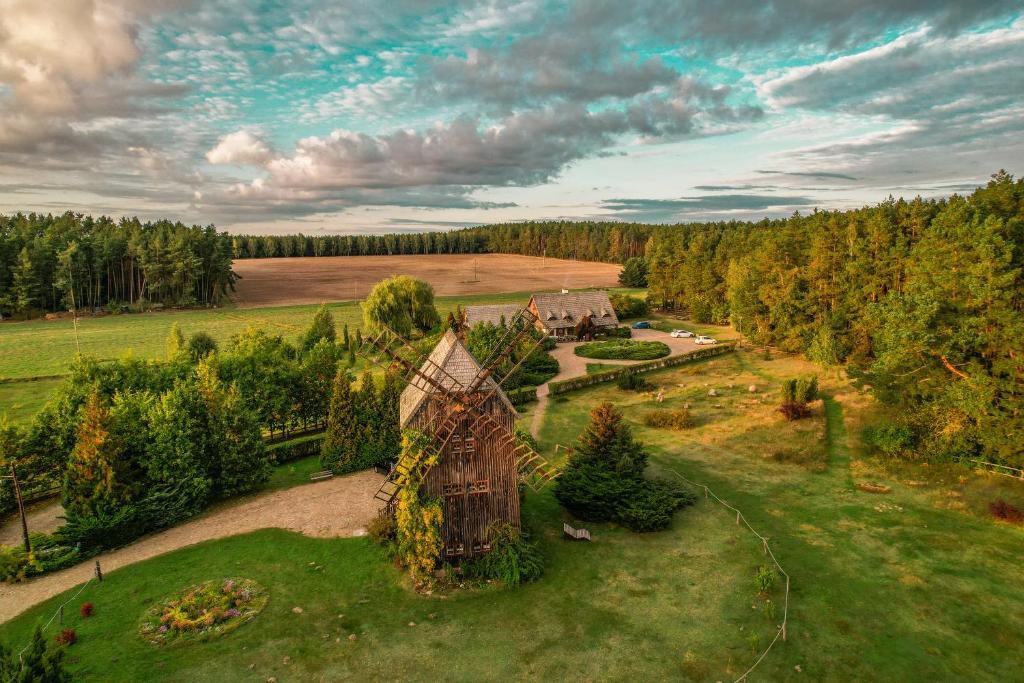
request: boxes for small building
[527,290,619,338]
[463,304,522,329]
[399,330,520,558]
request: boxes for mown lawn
[0,492,771,681]
[538,349,1024,681]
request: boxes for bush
[603,325,632,339]
[866,423,916,456]
[268,433,324,464]
[54,629,77,647]
[462,524,543,586]
[80,602,94,618]
[367,514,397,545]
[780,375,819,420]
[617,480,697,532]
[989,499,1024,524]
[507,386,538,406]
[0,544,39,583]
[575,339,670,361]
[617,373,652,391]
[643,407,695,430]
[755,565,778,594]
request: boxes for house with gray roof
[527,290,619,338]
[463,304,523,329]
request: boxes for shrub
[1,627,71,681]
[989,499,1024,524]
[80,602,94,618]
[643,407,695,430]
[507,386,538,406]
[617,373,652,391]
[603,325,632,339]
[575,339,670,361]
[367,514,397,545]
[0,544,40,583]
[755,565,778,594]
[865,423,916,456]
[463,524,543,586]
[780,376,819,420]
[54,629,77,646]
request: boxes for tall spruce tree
[302,303,337,350]
[321,368,358,470]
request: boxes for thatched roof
[399,330,515,427]
[463,304,523,328]
[529,290,619,328]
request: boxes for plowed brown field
[230,254,620,307]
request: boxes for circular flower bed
[139,578,268,645]
[574,339,671,360]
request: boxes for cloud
[757,170,858,181]
[601,194,816,221]
[206,130,276,165]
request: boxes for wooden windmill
[359,308,559,559]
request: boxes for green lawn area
[3,341,1022,680]
[537,350,1024,680]
[0,492,770,681]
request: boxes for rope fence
[669,468,790,683]
[16,562,103,664]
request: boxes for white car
[694,335,717,345]
[670,329,694,338]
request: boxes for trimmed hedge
[575,339,670,360]
[549,343,735,395]
[267,432,325,464]
[508,386,538,406]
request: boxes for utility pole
[5,464,30,553]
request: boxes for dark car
[631,321,652,329]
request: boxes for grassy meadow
[2,348,1022,680]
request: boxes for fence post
[95,560,103,582]
[736,510,740,525]
[763,538,768,555]
[59,606,64,625]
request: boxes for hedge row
[508,385,538,406]
[548,343,736,395]
[267,432,325,464]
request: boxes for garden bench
[310,470,334,481]
[563,523,591,541]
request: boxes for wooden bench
[563,523,591,541]
[310,470,334,482]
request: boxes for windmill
[359,307,559,559]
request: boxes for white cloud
[206,130,275,165]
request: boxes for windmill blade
[465,408,560,491]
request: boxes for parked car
[694,335,717,345]
[631,321,652,329]
[670,329,694,338]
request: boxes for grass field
[3,338,1022,680]
[0,289,641,424]
[538,350,1024,680]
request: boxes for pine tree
[63,391,131,518]
[354,370,380,466]
[321,368,358,470]
[618,256,649,287]
[302,303,336,350]
[347,343,356,368]
[573,402,647,476]
[0,627,71,682]
[342,323,350,349]
[11,247,38,317]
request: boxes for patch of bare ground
[230,254,622,307]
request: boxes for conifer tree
[10,247,38,317]
[302,303,336,350]
[342,323,350,349]
[0,627,71,682]
[321,368,358,470]
[354,370,380,465]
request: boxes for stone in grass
[292,606,303,614]
[708,388,718,397]
[408,621,417,627]
[348,634,358,641]
[749,385,758,393]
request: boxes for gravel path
[0,470,384,624]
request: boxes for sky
[0,1,1022,234]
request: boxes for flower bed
[574,339,670,361]
[139,578,268,645]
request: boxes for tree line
[0,212,236,317]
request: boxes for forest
[0,213,236,317]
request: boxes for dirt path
[0,498,63,546]
[0,470,384,624]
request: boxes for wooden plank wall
[409,393,520,559]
